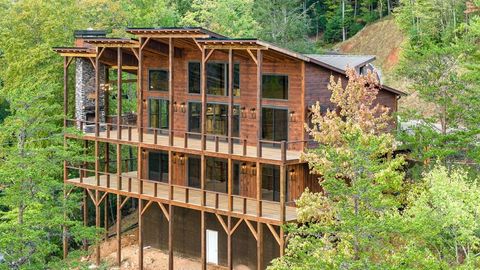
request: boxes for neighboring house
[54,27,404,270]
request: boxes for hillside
[336,16,404,74]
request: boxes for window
[148,99,169,129]
[188,62,201,94]
[261,164,285,202]
[262,107,288,141]
[262,75,288,99]
[188,102,202,133]
[187,155,201,188]
[188,62,240,96]
[206,103,240,136]
[148,151,169,183]
[206,157,228,193]
[149,69,168,91]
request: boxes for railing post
[243,139,247,156]
[128,126,132,141]
[154,129,158,144]
[106,123,110,138]
[184,133,188,148]
[215,136,219,152]
[281,140,287,162]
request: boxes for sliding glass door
[148,151,169,183]
[148,99,169,129]
[262,107,288,141]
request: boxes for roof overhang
[84,38,139,48]
[126,27,226,39]
[52,47,96,57]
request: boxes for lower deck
[67,171,297,223]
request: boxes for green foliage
[395,0,480,170]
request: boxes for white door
[206,229,218,265]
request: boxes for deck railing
[65,165,289,221]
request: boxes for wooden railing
[65,166,288,221]
[65,118,313,161]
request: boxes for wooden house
[54,27,403,270]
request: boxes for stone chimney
[74,29,107,132]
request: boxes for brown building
[55,28,403,270]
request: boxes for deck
[75,126,304,162]
[67,171,297,223]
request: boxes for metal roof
[306,54,376,71]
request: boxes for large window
[187,155,201,188]
[206,103,240,136]
[188,102,202,133]
[148,99,169,129]
[261,164,285,202]
[262,74,288,99]
[188,62,240,96]
[262,107,288,141]
[148,151,169,183]
[149,69,168,91]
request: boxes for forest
[0,0,479,269]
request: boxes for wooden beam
[245,219,258,241]
[215,213,228,234]
[201,211,206,270]
[95,47,101,137]
[97,191,109,206]
[246,49,257,65]
[120,196,130,209]
[157,202,170,221]
[204,49,215,62]
[204,45,266,50]
[117,47,123,140]
[138,198,144,270]
[117,144,122,191]
[83,189,89,251]
[279,164,286,256]
[141,200,154,216]
[63,56,68,127]
[257,222,264,270]
[228,49,234,154]
[130,48,139,60]
[227,216,232,269]
[266,223,281,246]
[116,194,122,266]
[168,38,174,146]
[256,50,263,157]
[104,193,109,241]
[95,190,101,266]
[168,204,174,270]
[231,218,243,235]
[86,188,96,205]
[59,52,96,58]
[138,38,144,142]
[200,48,206,150]
[111,65,137,70]
[193,38,203,51]
[136,33,210,39]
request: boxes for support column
[168,38,174,146]
[104,194,109,241]
[228,49,234,154]
[138,38,144,142]
[279,164,286,256]
[95,191,101,266]
[63,57,69,127]
[116,194,122,266]
[117,47,123,140]
[117,143,122,191]
[201,210,206,270]
[63,187,68,259]
[257,222,264,270]
[95,48,100,137]
[83,189,89,251]
[200,48,206,150]
[168,204,174,270]
[256,50,263,157]
[138,198,144,270]
[227,216,232,269]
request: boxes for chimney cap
[74,29,107,39]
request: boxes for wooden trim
[141,200,154,216]
[116,194,122,266]
[246,49,257,65]
[138,198,144,270]
[95,190,101,265]
[201,211,206,270]
[120,196,130,209]
[97,191,109,206]
[204,49,215,62]
[86,189,96,205]
[257,222,264,270]
[168,204,174,270]
[256,50,263,157]
[59,52,96,58]
[168,38,174,146]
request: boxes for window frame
[147,97,170,130]
[261,73,289,100]
[148,68,169,92]
[261,106,289,142]
[187,61,241,96]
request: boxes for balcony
[66,119,310,163]
[66,166,297,224]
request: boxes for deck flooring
[67,171,297,222]
[82,128,302,161]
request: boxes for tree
[269,68,405,269]
[181,0,257,38]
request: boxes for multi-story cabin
[54,28,403,270]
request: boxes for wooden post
[63,57,69,128]
[105,143,110,187]
[256,161,262,217]
[117,47,123,140]
[104,194,108,241]
[168,204,174,270]
[95,48,100,137]
[168,38,174,146]
[228,158,233,211]
[200,48,206,150]
[201,210,206,270]
[95,190,101,266]
[228,49,234,154]
[201,155,206,207]
[95,141,100,186]
[138,198,144,270]
[256,50,263,157]
[138,38,144,142]
[63,186,68,259]
[257,222,264,270]
[279,164,286,256]
[227,216,232,269]
[83,189,89,251]
[117,143,122,190]
[116,194,122,266]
